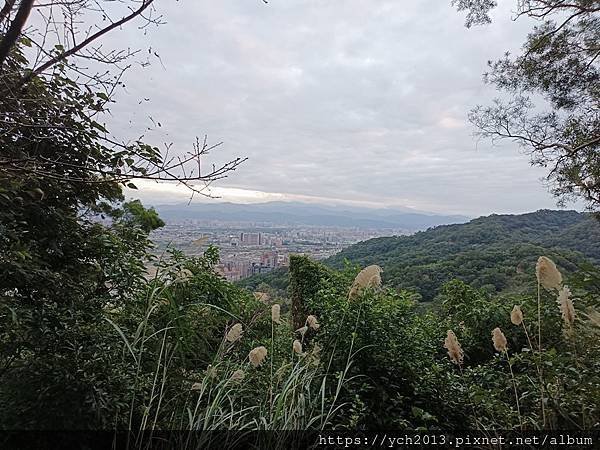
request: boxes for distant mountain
[154,201,469,231]
[240,210,600,301]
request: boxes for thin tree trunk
[0,0,35,69]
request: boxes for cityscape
[150,219,409,281]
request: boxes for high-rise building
[240,232,261,246]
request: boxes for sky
[98,0,577,217]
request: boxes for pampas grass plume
[348,265,382,300]
[511,305,524,326]
[249,346,268,367]
[311,343,321,358]
[293,339,303,354]
[230,369,245,382]
[271,304,281,324]
[306,315,319,330]
[536,256,562,291]
[558,286,575,328]
[444,330,464,366]
[296,325,308,338]
[174,268,194,284]
[492,327,508,352]
[226,323,243,343]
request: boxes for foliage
[120,200,165,233]
[269,257,463,429]
[0,12,240,429]
[289,255,337,330]
[0,198,157,429]
[93,248,354,437]
[0,39,168,429]
[436,280,561,364]
[237,252,599,431]
[2,195,599,432]
[0,11,342,435]
[328,210,600,300]
[238,210,600,302]
[237,268,290,297]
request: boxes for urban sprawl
[151,219,408,282]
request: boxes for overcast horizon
[101,0,583,217]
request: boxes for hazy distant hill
[241,210,600,301]
[154,201,469,231]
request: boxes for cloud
[103,0,575,216]
[126,180,393,210]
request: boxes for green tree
[121,200,165,233]
[0,1,244,428]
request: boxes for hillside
[241,210,600,301]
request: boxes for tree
[0,1,246,428]
[453,0,600,211]
[0,0,246,197]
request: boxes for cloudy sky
[102,0,575,216]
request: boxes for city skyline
[150,219,397,282]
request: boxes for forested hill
[325,209,600,300]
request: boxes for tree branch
[18,0,155,86]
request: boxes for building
[240,232,261,246]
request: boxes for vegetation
[291,254,600,430]
[240,268,290,300]
[242,210,600,301]
[4,206,600,434]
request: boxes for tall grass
[103,261,357,449]
[101,252,599,438]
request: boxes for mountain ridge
[154,201,469,231]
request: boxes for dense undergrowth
[2,209,599,434]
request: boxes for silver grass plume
[348,265,383,300]
[271,304,281,324]
[444,330,464,366]
[306,315,320,330]
[293,339,303,355]
[511,305,524,326]
[174,268,194,284]
[557,286,576,329]
[249,346,268,367]
[492,327,508,353]
[229,369,245,382]
[226,323,243,343]
[536,256,562,291]
[295,325,308,338]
